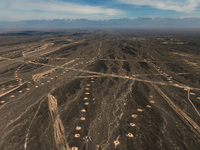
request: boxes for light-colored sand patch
[130,123,136,127]
[174,84,179,87]
[80,117,85,120]
[74,134,80,138]
[85,92,90,95]
[137,109,143,112]
[47,81,50,83]
[91,81,94,83]
[51,78,54,80]
[35,85,39,88]
[190,92,195,95]
[93,98,96,101]
[10,95,15,98]
[114,140,120,147]
[71,147,78,150]
[91,78,94,80]
[41,83,45,85]
[126,133,134,138]
[197,97,200,100]
[150,100,155,104]
[84,102,89,105]
[19,91,23,93]
[76,126,81,130]
[0,101,5,104]
[86,88,90,90]
[150,95,153,98]
[86,84,90,87]
[26,88,30,91]
[146,105,151,108]
[84,97,88,100]
[131,114,137,118]
[81,109,86,112]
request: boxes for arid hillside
[0,30,200,150]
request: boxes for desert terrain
[0,29,200,150]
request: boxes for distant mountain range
[0,18,200,29]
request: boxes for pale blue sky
[0,0,200,21]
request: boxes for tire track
[187,89,200,117]
[152,84,200,138]
[48,94,70,150]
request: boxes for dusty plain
[0,29,200,150]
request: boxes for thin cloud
[118,0,200,12]
[0,0,123,20]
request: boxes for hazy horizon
[1,1,200,29]
[1,0,200,21]
[1,18,200,29]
